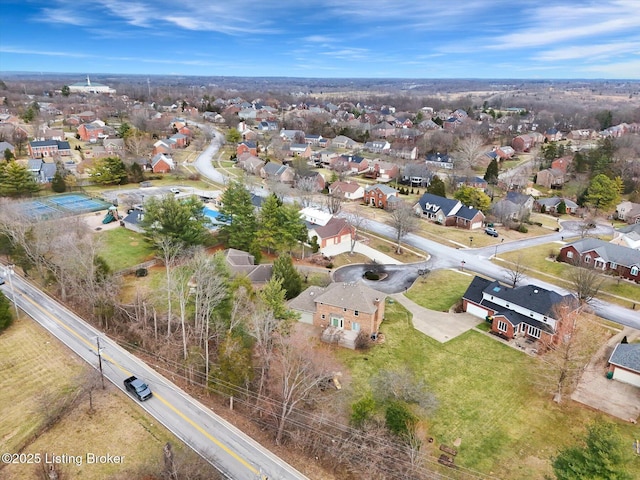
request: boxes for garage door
[466,303,489,319]
[471,222,483,230]
[613,367,640,387]
[298,312,313,324]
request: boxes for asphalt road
[2,273,309,480]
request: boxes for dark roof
[495,310,555,334]
[455,205,484,221]
[505,191,532,206]
[425,153,451,163]
[608,343,640,373]
[462,276,494,304]
[415,192,460,216]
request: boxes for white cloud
[0,46,91,58]
[534,41,640,62]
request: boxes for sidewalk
[390,293,480,343]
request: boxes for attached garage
[465,302,490,319]
[608,344,640,388]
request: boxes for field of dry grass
[0,317,213,480]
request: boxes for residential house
[535,197,578,214]
[566,129,597,141]
[28,140,71,159]
[237,154,264,176]
[612,223,640,250]
[414,193,462,226]
[462,276,578,347]
[26,159,57,183]
[454,205,486,230]
[364,184,399,209]
[425,152,454,169]
[77,111,97,123]
[536,168,565,189]
[104,138,125,156]
[258,120,279,131]
[495,146,515,160]
[492,191,534,222]
[389,145,418,160]
[367,159,399,182]
[371,121,395,138]
[454,176,488,190]
[260,162,295,184]
[296,171,325,191]
[288,282,386,348]
[304,134,324,146]
[615,201,640,223]
[331,135,359,149]
[150,153,175,173]
[223,248,272,285]
[551,155,572,173]
[169,133,189,148]
[328,181,365,200]
[512,133,541,152]
[153,139,174,155]
[237,141,257,157]
[308,217,353,249]
[122,208,146,234]
[280,129,305,142]
[364,140,391,153]
[607,343,640,387]
[558,238,640,283]
[77,123,104,142]
[402,163,433,187]
[332,155,369,174]
[0,141,15,156]
[544,128,563,142]
[287,143,312,158]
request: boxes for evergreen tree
[61,85,70,97]
[4,148,14,162]
[557,200,567,214]
[272,255,303,300]
[426,175,446,197]
[552,422,633,480]
[141,195,209,247]
[585,174,620,211]
[484,158,499,184]
[218,182,258,252]
[256,194,281,254]
[0,291,12,332]
[0,161,40,197]
[51,164,67,193]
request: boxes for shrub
[135,268,148,277]
[354,330,372,350]
[350,395,376,427]
[517,224,528,233]
[364,271,380,280]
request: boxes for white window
[610,262,617,269]
[584,256,591,263]
[497,321,508,332]
[631,266,639,276]
[528,325,541,339]
[352,322,360,332]
[566,251,573,259]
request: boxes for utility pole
[1,265,18,318]
[96,336,105,389]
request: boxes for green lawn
[98,228,155,272]
[337,301,640,479]
[497,243,640,305]
[405,269,471,311]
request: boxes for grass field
[0,318,214,480]
[336,301,640,479]
[359,232,426,263]
[405,269,471,311]
[98,228,155,272]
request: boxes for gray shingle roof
[565,237,640,267]
[415,193,460,216]
[609,343,640,373]
[314,282,386,314]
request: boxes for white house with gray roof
[608,343,640,387]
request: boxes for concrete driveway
[571,327,640,422]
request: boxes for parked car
[485,227,499,237]
[124,376,153,401]
[0,278,5,285]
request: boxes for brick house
[534,197,578,214]
[367,160,399,182]
[308,217,354,248]
[558,238,640,283]
[454,205,485,230]
[536,168,565,189]
[414,193,462,226]
[77,123,104,141]
[332,155,370,174]
[512,133,543,152]
[28,140,71,159]
[237,141,257,157]
[260,162,295,184]
[462,276,578,347]
[288,282,386,348]
[150,153,175,173]
[364,184,399,209]
[551,155,572,173]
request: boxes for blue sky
[1,0,639,79]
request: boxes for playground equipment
[102,206,120,224]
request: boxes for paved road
[192,124,227,185]
[360,219,640,330]
[1,274,309,480]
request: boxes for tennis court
[21,194,113,218]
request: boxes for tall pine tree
[218,182,258,253]
[484,158,499,184]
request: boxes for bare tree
[270,329,336,445]
[248,306,279,406]
[325,191,343,214]
[454,134,485,171]
[293,175,318,208]
[569,258,604,305]
[155,237,183,337]
[346,210,368,254]
[504,254,527,287]
[535,306,607,403]
[388,202,418,254]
